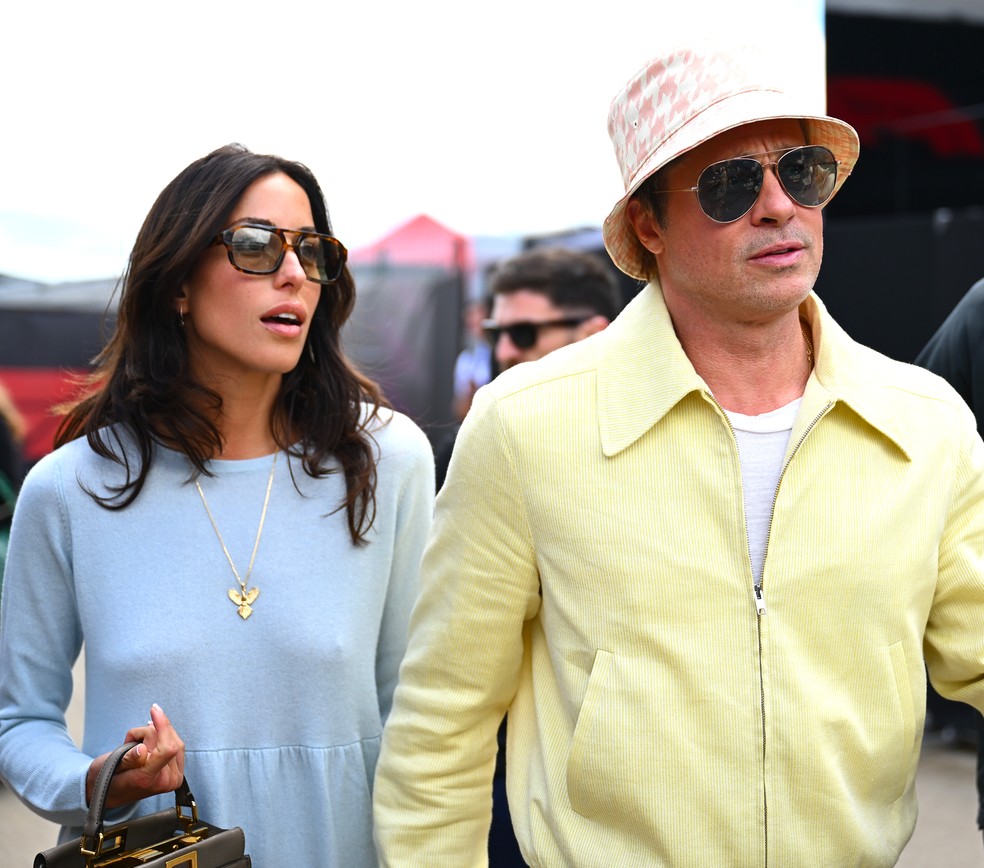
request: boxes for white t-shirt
[724,398,801,585]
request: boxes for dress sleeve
[375,419,436,725]
[373,388,541,867]
[0,454,94,825]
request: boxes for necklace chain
[195,452,278,620]
[801,323,814,368]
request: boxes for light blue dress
[0,410,434,867]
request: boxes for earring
[179,308,186,327]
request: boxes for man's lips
[749,241,805,265]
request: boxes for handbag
[35,742,251,868]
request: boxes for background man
[435,247,621,489]
[375,42,984,866]
[482,247,620,372]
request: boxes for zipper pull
[754,584,767,615]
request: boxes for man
[914,276,984,847]
[482,247,620,372]
[435,247,621,488]
[375,42,984,866]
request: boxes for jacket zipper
[759,401,833,608]
[715,395,834,867]
[756,399,833,866]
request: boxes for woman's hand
[85,703,186,810]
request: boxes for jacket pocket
[566,649,613,818]
[888,640,918,802]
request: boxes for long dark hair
[56,144,386,545]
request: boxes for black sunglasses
[481,316,590,350]
[212,223,347,285]
[662,145,840,223]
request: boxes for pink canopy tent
[345,214,474,442]
[348,214,474,272]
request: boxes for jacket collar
[802,293,912,460]
[597,281,912,460]
[596,281,702,457]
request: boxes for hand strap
[81,743,195,858]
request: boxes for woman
[0,379,26,488]
[0,144,434,866]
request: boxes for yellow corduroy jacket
[374,283,984,867]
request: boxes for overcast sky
[1,0,824,283]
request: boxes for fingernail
[152,703,163,713]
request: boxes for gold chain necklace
[195,452,278,620]
[801,323,814,368]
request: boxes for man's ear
[627,198,666,257]
[575,315,611,340]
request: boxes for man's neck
[667,305,813,416]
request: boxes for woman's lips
[260,304,306,336]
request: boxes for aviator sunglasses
[212,223,348,285]
[661,145,840,223]
[482,316,591,350]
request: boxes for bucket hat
[602,41,860,279]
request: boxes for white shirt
[724,398,801,585]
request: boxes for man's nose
[749,164,796,225]
[494,332,523,369]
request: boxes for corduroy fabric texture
[374,283,984,867]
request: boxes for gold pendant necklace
[195,452,278,620]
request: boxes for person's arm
[923,415,984,719]
[914,280,984,414]
[374,389,540,866]
[0,453,188,827]
[0,456,98,824]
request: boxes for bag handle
[80,743,198,860]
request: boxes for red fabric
[0,368,87,462]
[828,76,984,158]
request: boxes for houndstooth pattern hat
[602,41,860,279]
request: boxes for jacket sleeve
[923,414,984,713]
[373,387,541,866]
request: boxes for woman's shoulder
[24,431,104,481]
[21,425,156,500]
[364,406,428,446]
[362,406,433,468]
